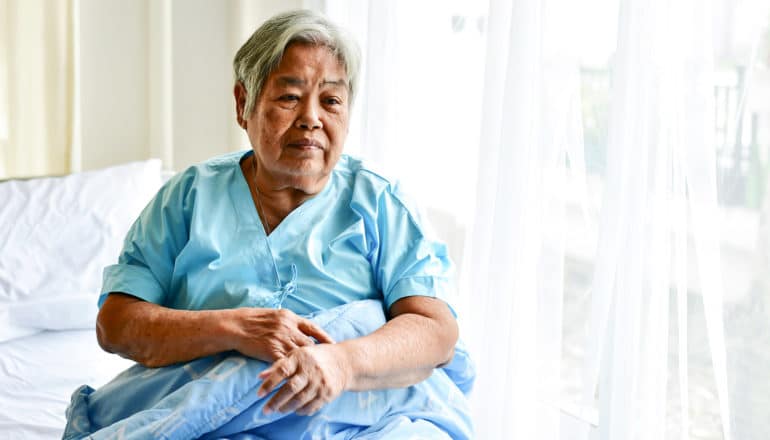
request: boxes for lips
[287,138,323,149]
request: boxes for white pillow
[0,159,163,342]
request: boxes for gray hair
[233,9,361,118]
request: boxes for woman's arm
[97,293,334,368]
[256,295,458,415]
[339,295,457,389]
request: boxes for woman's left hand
[257,343,351,416]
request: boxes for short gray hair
[233,9,361,118]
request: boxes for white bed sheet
[0,329,133,439]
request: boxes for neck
[242,155,329,232]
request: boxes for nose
[295,100,323,130]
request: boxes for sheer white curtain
[0,0,73,178]
[462,0,583,438]
[580,0,735,438]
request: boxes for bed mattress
[0,329,133,438]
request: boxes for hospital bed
[0,160,163,438]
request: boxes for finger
[297,320,335,344]
[270,348,287,361]
[266,340,292,362]
[291,333,316,348]
[275,383,318,414]
[258,358,295,398]
[296,399,325,417]
[265,376,308,414]
[281,339,301,355]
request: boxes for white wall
[169,0,234,168]
[76,0,150,171]
[73,0,302,173]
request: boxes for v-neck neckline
[233,150,334,241]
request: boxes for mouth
[287,138,324,150]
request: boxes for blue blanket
[63,300,475,439]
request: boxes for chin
[278,157,330,176]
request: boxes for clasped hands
[231,307,351,416]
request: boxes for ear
[234,82,248,129]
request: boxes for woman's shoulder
[334,154,393,193]
[202,150,247,170]
[334,155,421,214]
[154,151,247,205]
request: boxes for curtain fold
[463,0,581,437]
[581,0,733,438]
[0,0,73,178]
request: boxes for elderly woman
[94,9,462,426]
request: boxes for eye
[276,94,300,109]
[323,97,342,106]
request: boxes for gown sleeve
[98,170,195,307]
[369,181,455,313]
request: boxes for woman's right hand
[229,308,335,362]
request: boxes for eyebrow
[321,79,347,88]
[277,76,305,87]
[276,76,348,89]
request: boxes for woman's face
[236,43,350,192]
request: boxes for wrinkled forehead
[269,43,350,90]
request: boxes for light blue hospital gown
[100,151,454,314]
